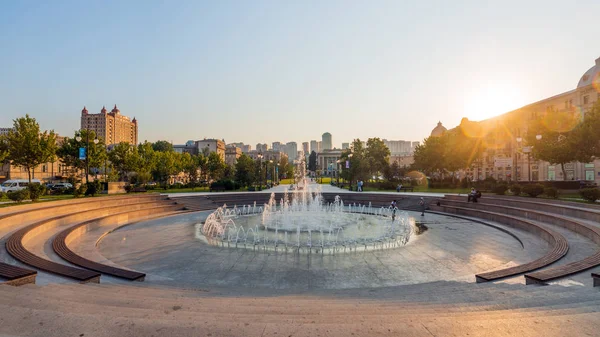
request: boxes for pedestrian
[419,197,425,216]
[359,180,364,192]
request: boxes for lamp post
[517,135,542,181]
[347,153,353,191]
[276,163,280,184]
[269,160,274,186]
[336,159,340,187]
[75,132,98,185]
[257,152,263,190]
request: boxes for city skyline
[1,1,599,145]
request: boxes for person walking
[419,197,425,216]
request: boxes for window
[584,95,590,105]
[42,164,47,173]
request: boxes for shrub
[7,189,30,203]
[544,187,559,199]
[74,184,87,198]
[579,188,600,203]
[522,184,544,198]
[28,183,46,201]
[0,191,4,200]
[510,184,522,196]
[492,184,509,195]
[85,181,102,196]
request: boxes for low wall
[107,182,128,194]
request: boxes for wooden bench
[51,208,187,282]
[399,187,414,192]
[0,263,37,286]
[5,197,179,283]
[593,273,600,287]
[440,196,600,285]
[6,221,102,283]
[131,187,147,193]
[210,186,226,192]
[430,203,569,283]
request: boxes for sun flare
[463,85,526,121]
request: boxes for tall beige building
[81,105,138,145]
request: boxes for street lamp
[347,153,353,191]
[75,133,99,185]
[257,152,263,190]
[276,163,280,184]
[517,135,542,181]
[269,160,274,186]
[336,159,340,187]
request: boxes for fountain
[197,153,414,253]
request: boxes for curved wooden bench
[6,198,180,283]
[440,197,600,285]
[52,205,185,281]
[430,204,569,282]
[0,263,37,286]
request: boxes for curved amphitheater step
[434,195,600,285]
[1,195,184,284]
[0,281,599,336]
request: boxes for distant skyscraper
[272,142,282,152]
[322,132,332,150]
[302,142,309,154]
[286,141,298,161]
[342,142,350,150]
[310,140,318,153]
[411,141,420,152]
[318,141,322,152]
[256,143,268,152]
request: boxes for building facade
[317,149,343,177]
[453,56,600,183]
[81,105,138,145]
[256,143,268,152]
[310,140,318,153]
[196,139,226,160]
[285,142,298,161]
[225,146,242,166]
[321,132,332,150]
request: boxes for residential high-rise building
[225,146,242,166]
[80,105,138,145]
[342,142,350,150]
[256,143,268,152]
[321,132,332,150]
[310,140,318,153]
[317,141,322,153]
[285,142,298,161]
[272,142,282,152]
[302,142,309,154]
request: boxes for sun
[463,85,526,121]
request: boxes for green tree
[152,140,174,153]
[152,151,181,187]
[134,141,157,184]
[57,129,107,180]
[365,138,391,181]
[235,154,255,187]
[108,142,135,181]
[0,135,8,163]
[207,152,226,181]
[526,116,580,180]
[412,136,447,176]
[180,153,201,188]
[5,115,57,183]
[308,151,317,172]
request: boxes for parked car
[50,183,73,191]
[1,179,41,193]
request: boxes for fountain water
[197,153,414,253]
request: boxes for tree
[235,154,256,187]
[57,129,107,180]
[207,152,226,181]
[0,135,8,163]
[152,151,180,187]
[152,140,174,153]
[180,153,200,188]
[108,142,135,181]
[526,116,580,180]
[412,136,446,176]
[5,115,57,183]
[365,138,390,180]
[308,151,317,172]
[134,141,157,184]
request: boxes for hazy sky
[1,0,599,147]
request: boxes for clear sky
[1,0,599,148]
